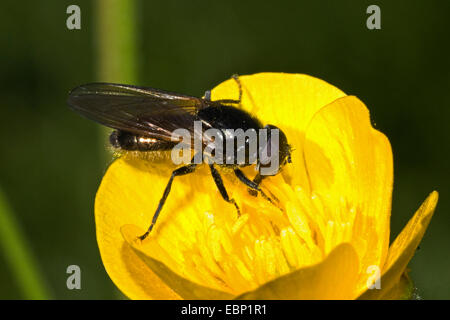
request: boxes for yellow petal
[210,72,346,130]
[211,72,346,189]
[303,96,393,286]
[376,271,413,300]
[358,191,438,299]
[236,243,360,299]
[97,156,241,297]
[122,224,233,299]
[95,160,181,300]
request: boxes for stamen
[152,174,361,295]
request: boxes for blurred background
[0,0,448,299]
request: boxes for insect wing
[67,83,208,143]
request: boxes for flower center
[141,163,363,296]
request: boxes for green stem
[96,0,139,83]
[94,1,139,299]
[0,187,50,299]
[95,0,140,159]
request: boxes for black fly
[68,76,292,240]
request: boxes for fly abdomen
[110,130,174,151]
[110,130,137,150]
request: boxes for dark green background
[0,0,448,299]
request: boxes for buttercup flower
[95,73,438,299]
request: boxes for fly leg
[247,172,265,197]
[234,169,279,207]
[245,173,279,204]
[232,74,242,105]
[204,93,239,105]
[205,74,243,106]
[139,163,197,240]
[209,164,241,216]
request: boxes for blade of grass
[95,0,140,162]
[96,0,139,84]
[0,187,50,299]
[94,0,140,299]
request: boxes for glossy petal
[211,72,346,189]
[96,160,181,299]
[236,243,359,300]
[121,224,233,299]
[303,96,393,292]
[358,191,438,299]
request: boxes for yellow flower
[95,73,438,299]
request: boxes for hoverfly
[68,76,292,240]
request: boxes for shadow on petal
[122,224,234,300]
[119,242,181,299]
